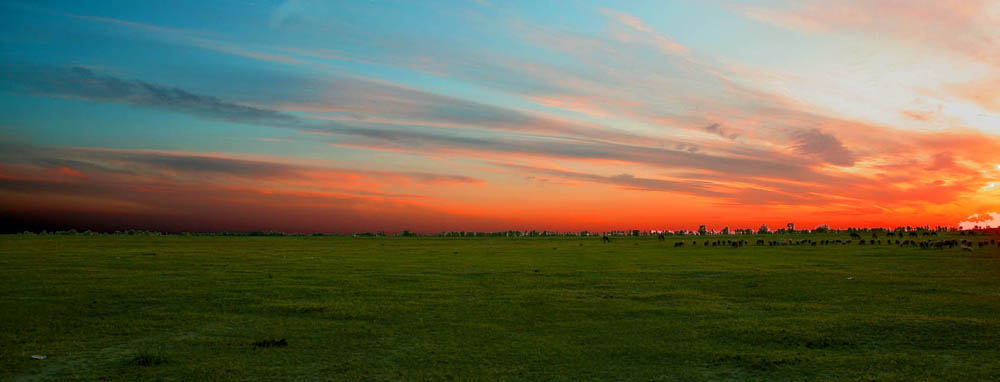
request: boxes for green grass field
[1,233,999,381]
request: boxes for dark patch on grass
[732,328,855,350]
[711,354,803,371]
[326,312,376,321]
[126,351,168,367]
[252,338,288,348]
[267,304,326,316]
[685,271,729,278]
[140,252,157,256]
[804,337,853,349]
[455,272,499,278]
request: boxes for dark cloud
[402,172,485,184]
[674,143,699,153]
[1,65,299,126]
[0,177,118,196]
[790,129,856,166]
[2,143,485,185]
[325,124,832,182]
[704,123,739,140]
[603,173,719,195]
[923,151,974,174]
[101,152,300,179]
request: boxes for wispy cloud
[2,66,299,126]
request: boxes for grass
[0,233,998,381]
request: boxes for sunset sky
[2,0,1000,233]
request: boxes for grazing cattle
[904,239,962,250]
[756,239,765,245]
[602,235,611,243]
[850,232,862,240]
[872,233,878,239]
[658,233,665,241]
[674,241,685,247]
[962,246,974,252]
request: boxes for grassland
[1,233,999,381]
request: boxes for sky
[1,0,1000,233]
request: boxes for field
[1,233,999,381]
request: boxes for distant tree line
[10,224,976,237]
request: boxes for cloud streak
[1,66,299,126]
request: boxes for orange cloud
[948,78,1000,112]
